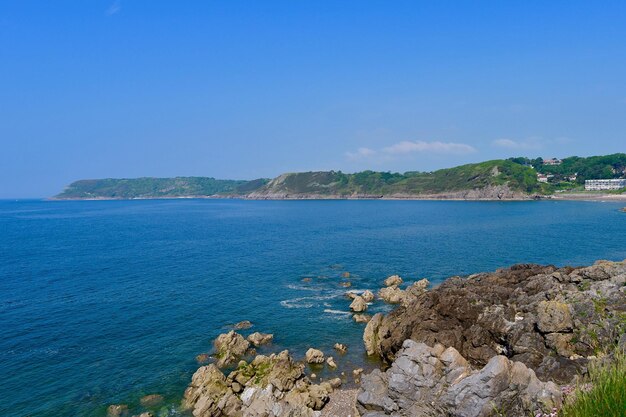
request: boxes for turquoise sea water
[1,199,625,416]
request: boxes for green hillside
[252,159,542,196]
[55,177,267,199]
[54,154,626,199]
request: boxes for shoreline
[48,193,626,202]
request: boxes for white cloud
[106,0,121,15]
[345,147,376,161]
[345,140,477,162]
[492,138,542,150]
[382,140,476,155]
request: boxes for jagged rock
[139,394,163,407]
[357,340,562,417]
[233,321,253,330]
[364,261,626,383]
[107,404,129,417]
[361,290,375,302]
[353,314,371,323]
[183,350,325,417]
[247,332,274,347]
[363,313,383,356]
[214,331,250,368]
[378,286,404,304]
[333,343,347,354]
[326,356,337,368]
[350,296,368,312]
[384,275,403,287]
[305,348,325,364]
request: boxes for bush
[559,352,626,417]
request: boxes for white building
[585,179,626,191]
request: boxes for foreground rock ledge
[364,260,626,384]
[358,340,562,417]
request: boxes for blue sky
[1,1,625,197]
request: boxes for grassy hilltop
[54,153,626,199]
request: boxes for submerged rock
[357,340,562,417]
[107,404,129,417]
[305,348,325,364]
[139,394,163,407]
[233,320,253,330]
[195,353,211,364]
[246,332,274,347]
[214,331,250,368]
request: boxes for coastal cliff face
[359,260,626,416]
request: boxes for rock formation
[183,350,334,417]
[305,348,325,364]
[214,331,251,368]
[349,295,367,312]
[383,275,402,287]
[363,261,626,383]
[247,332,274,347]
[357,340,562,417]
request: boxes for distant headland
[53,153,626,201]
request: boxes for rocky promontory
[360,260,626,416]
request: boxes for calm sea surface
[1,199,625,416]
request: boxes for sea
[1,199,625,416]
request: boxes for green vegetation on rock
[559,351,626,417]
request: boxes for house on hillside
[543,158,562,165]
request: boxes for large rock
[364,261,626,383]
[357,340,562,417]
[247,332,274,347]
[350,296,368,312]
[214,331,250,368]
[305,348,325,364]
[378,286,405,304]
[384,275,403,287]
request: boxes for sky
[1,1,626,198]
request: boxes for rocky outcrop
[377,286,404,304]
[333,343,347,354]
[247,332,274,347]
[357,340,562,417]
[384,275,402,287]
[183,350,334,417]
[349,296,367,312]
[214,331,251,368]
[363,261,626,383]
